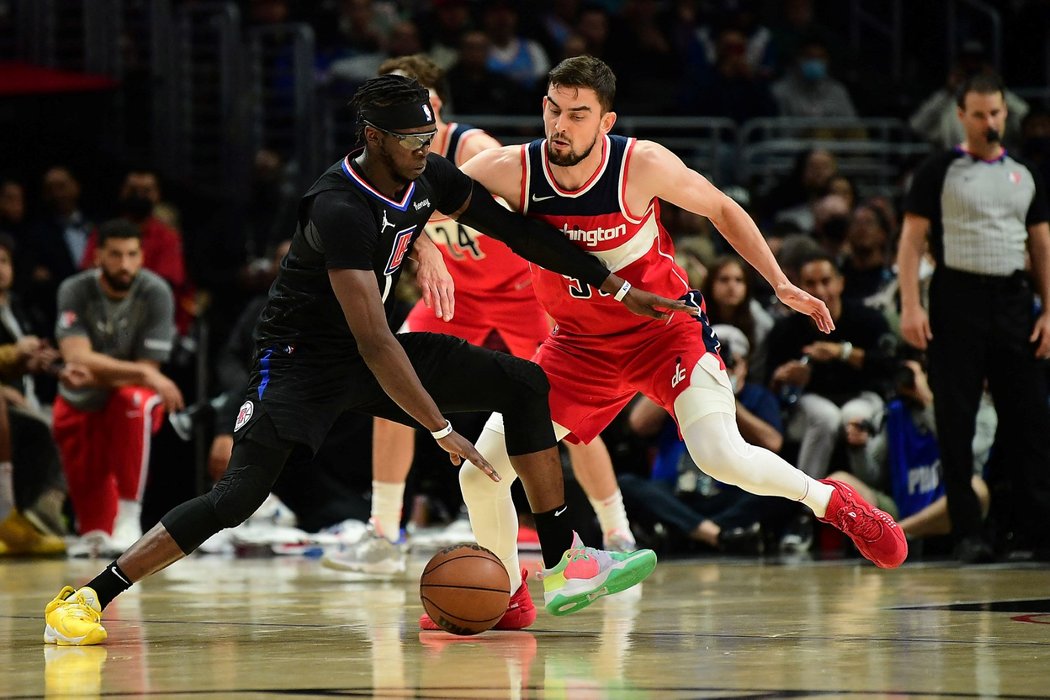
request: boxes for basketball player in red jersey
[326,56,637,583]
[421,56,908,627]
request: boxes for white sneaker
[67,531,121,559]
[322,524,406,577]
[111,500,142,552]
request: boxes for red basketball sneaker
[420,568,536,631]
[818,479,908,568]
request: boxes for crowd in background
[2,0,1049,564]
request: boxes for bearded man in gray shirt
[52,219,184,558]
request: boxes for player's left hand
[622,287,701,321]
[775,282,835,333]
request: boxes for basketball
[419,543,511,635]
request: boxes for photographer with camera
[826,358,994,543]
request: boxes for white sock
[0,462,13,520]
[116,499,142,531]
[588,489,630,536]
[802,478,835,519]
[371,480,405,543]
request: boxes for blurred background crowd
[1,0,1049,564]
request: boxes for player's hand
[802,341,840,363]
[1030,310,1050,360]
[900,304,932,350]
[436,430,501,482]
[143,366,185,412]
[414,237,455,321]
[622,287,701,321]
[775,282,834,333]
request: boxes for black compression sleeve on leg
[533,504,573,569]
[161,434,293,554]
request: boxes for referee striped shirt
[904,147,1049,276]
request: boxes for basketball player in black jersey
[44,75,698,645]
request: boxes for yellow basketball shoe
[44,586,108,646]
[0,510,66,555]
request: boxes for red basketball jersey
[520,135,691,336]
[424,123,533,298]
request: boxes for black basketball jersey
[254,151,471,357]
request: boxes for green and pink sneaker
[540,532,657,616]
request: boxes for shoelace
[67,594,101,624]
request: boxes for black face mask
[120,195,153,220]
[985,127,1001,143]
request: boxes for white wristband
[430,420,453,440]
[613,280,632,302]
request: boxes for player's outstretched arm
[328,267,499,481]
[632,141,834,333]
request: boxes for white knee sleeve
[682,412,809,500]
[458,426,522,591]
[673,354,737,432]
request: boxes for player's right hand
[623,287,700,321]
[437,431,501,482]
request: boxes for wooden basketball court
[3,552,1049,698]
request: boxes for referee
[898,72,1050,563]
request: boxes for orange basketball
[419,543,511,635]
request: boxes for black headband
[359,100,435,131]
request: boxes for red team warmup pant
[52,386,166,535]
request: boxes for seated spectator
[766,253,897,482]
[827,359,994,542]
[621,325,793,554]
[445,31,518,115]
[52,220,184,557]
[701,255,774,382]
[772,37,858,119]
[759,148,838,228]
[482,1,550,91]
[684,27,776,123]
[0,177,26,242]
[1020,108,1050,187]
[909,40,1029,151]
[23,167,93,333]
[0,234,68,539]
[421,0,475,70]
[840,201,895,302]
[0,385,66,556]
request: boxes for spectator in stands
[0,392,66,555]
[52,219,184,557]
[328,19,424,85]
[768,0,843,78]
[421,0,475,70]
[0,178,26,243]
[1020,108,1050,187]
[622,325,791,555]
[482,1,550,91]
[446,31,517,115]
[701,255,774,382]
[841,202,895,302]
[759,148,838,228]
[537,0,581,61]
[766,253,897,482]
[692,0,775,80]
[909,40,1029,151]
[772,37,858,119]
[684,27,776,123]
[23,167,93,333]
[826,358,994,543]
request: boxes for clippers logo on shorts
[58,310,77,329]
[385,227,415,275]
[671,356,686,388]
[234,401,254,432]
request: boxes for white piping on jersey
[380,275,393,302]
[342,155,416,211]
[521,144,533,215]
[586,206,661,274]
[616,137,645,225]
[540,134,611,198]
[452,127,483,165]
